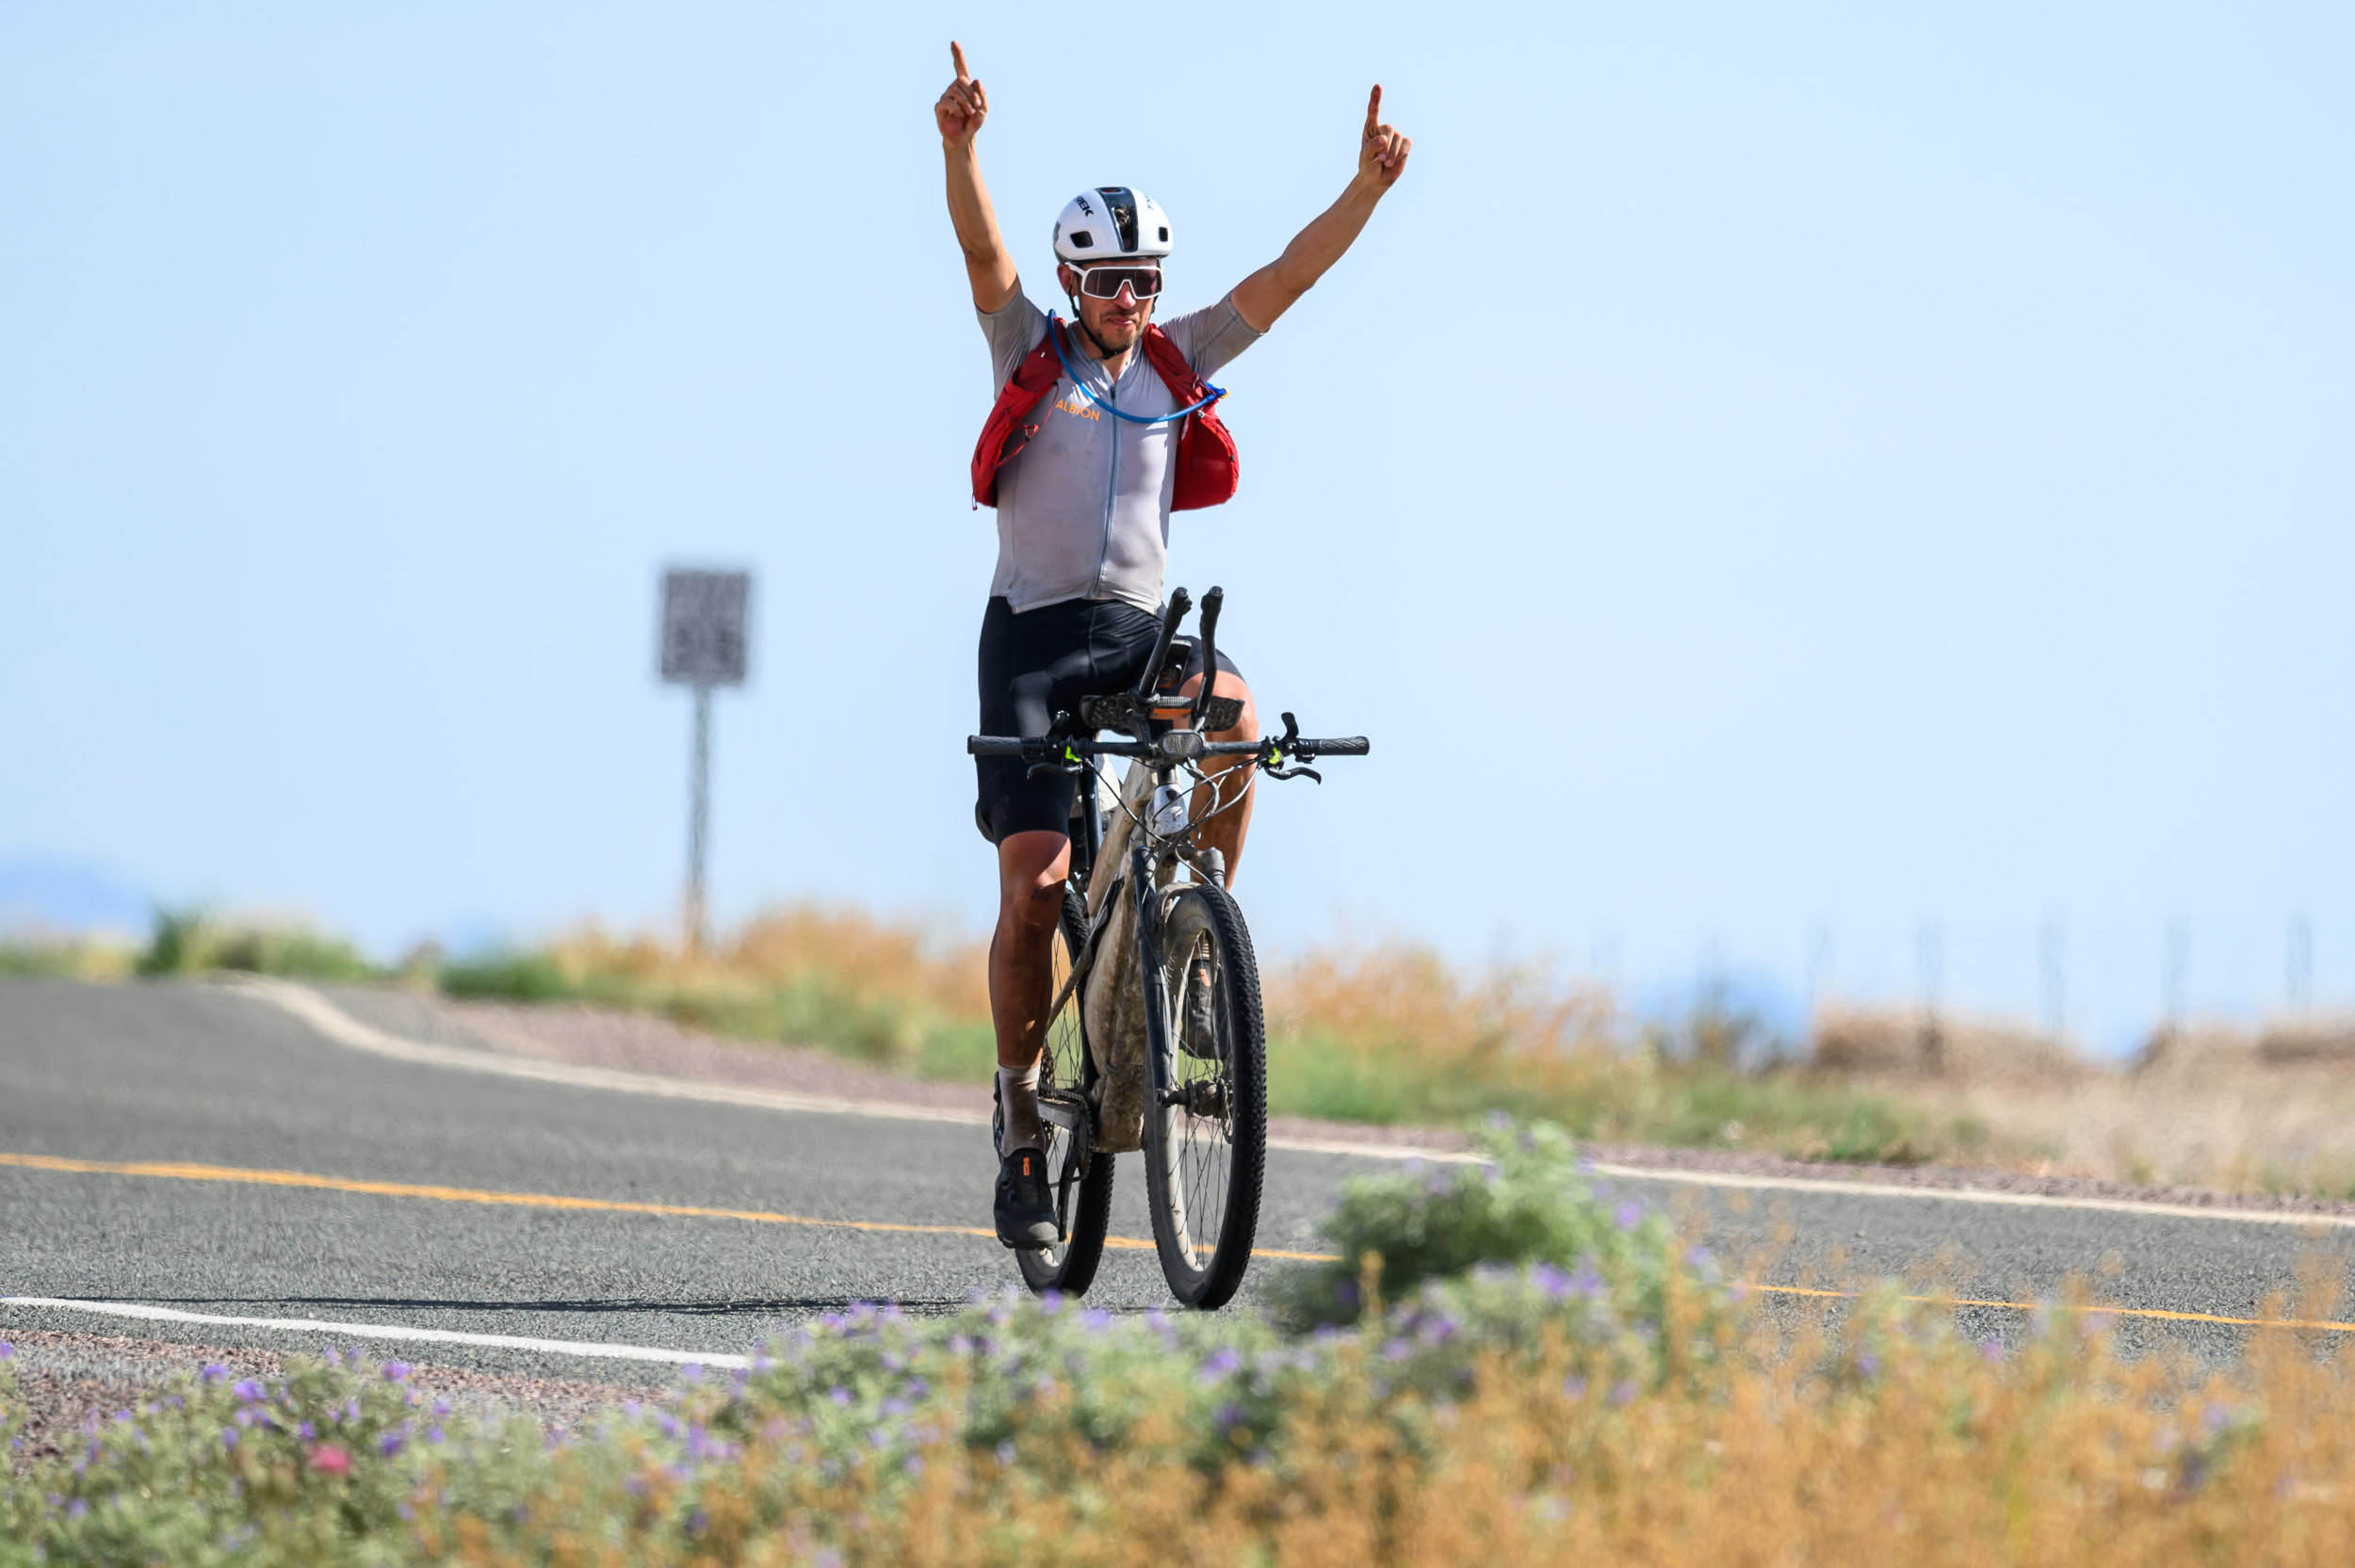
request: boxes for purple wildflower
[0,1342,11,1359]
[382,1361,412,1382]
[221,1428,239,1450]
[680,1363,704,1382]
[425,1425,445,1445]
[1532,1262,1570,1299]
[232,1380,264,1402]
[380,1431,405,1458]
[1857,1352,1881,1379]
[1609,1380,1636,1407]
[828,1386,853,1406]
[1382,1339,1413,1362]
[200,1364,227,1383]
[1614,1200,1644,1231]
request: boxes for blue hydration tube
[1046,312,1226,425]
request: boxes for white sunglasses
[1067,263,1164,300]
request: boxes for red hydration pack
[969,317,1239,510]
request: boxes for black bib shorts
[974,595,1242,845]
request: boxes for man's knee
[1178,670,1258,741]
[996,831,1070,931]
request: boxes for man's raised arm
[1231,86,1414,333]
[938,41,1019,315]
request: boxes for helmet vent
[1067,230,1093,250]
[1157,226,1169,241]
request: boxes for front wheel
[1015,889,1114,1298]
[1142,882,1267,1309]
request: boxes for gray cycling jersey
[980,286,1261,614]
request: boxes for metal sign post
[658,568,751,950]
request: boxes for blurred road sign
[659,569,750,687]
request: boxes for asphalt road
[3,978,2351,1385]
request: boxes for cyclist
[935,41,1412,1249]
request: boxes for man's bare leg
[1179,670,1258,884]
[988,829,1070,1155]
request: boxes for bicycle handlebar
[1129,589,1191,706]
[1190,586,1224,733]
[968,586,1368,775]
[966,733,1369,762]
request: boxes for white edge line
[0,1297,751,1368]
[233,978,2355,1233]
[1580,1161,2355,1230]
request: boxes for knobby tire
[1142,881,1267,1309]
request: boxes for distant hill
[0,855,154,937]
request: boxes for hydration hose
[1046,312,1226,426]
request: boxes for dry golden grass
[542,906,991,1021]
[1811,1004,2355,1195]
[1266,940,1615,1057]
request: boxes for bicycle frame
[971,585,1368,1233]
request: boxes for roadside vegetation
[8,1121,2352,1565]
[0,906,1979,1167]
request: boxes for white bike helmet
[1052,186,1173,263]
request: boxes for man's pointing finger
[1364,85,1382,133]
[951,40,970,81]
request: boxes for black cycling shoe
[993,1145,1060,1251]
[1180,958,1221,1061]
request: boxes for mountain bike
[968,586,1368,1309]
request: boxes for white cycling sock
[996,1064,1043,1158]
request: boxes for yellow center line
[4,1150,2345,1329]
[0,1151,1336,1265]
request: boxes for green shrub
[136,909,380,982]
[1273,1120,1730,1344]
[436,949,575,1003]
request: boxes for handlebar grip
[1300,736,1370,756]
[967,736,1028,756]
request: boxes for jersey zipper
[1092,354,1120,598]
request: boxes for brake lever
[1025,711,1086,780]
[1256,711,1323,783]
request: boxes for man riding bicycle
[935,41,1412,1249]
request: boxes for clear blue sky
[5,2,2348,1051]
